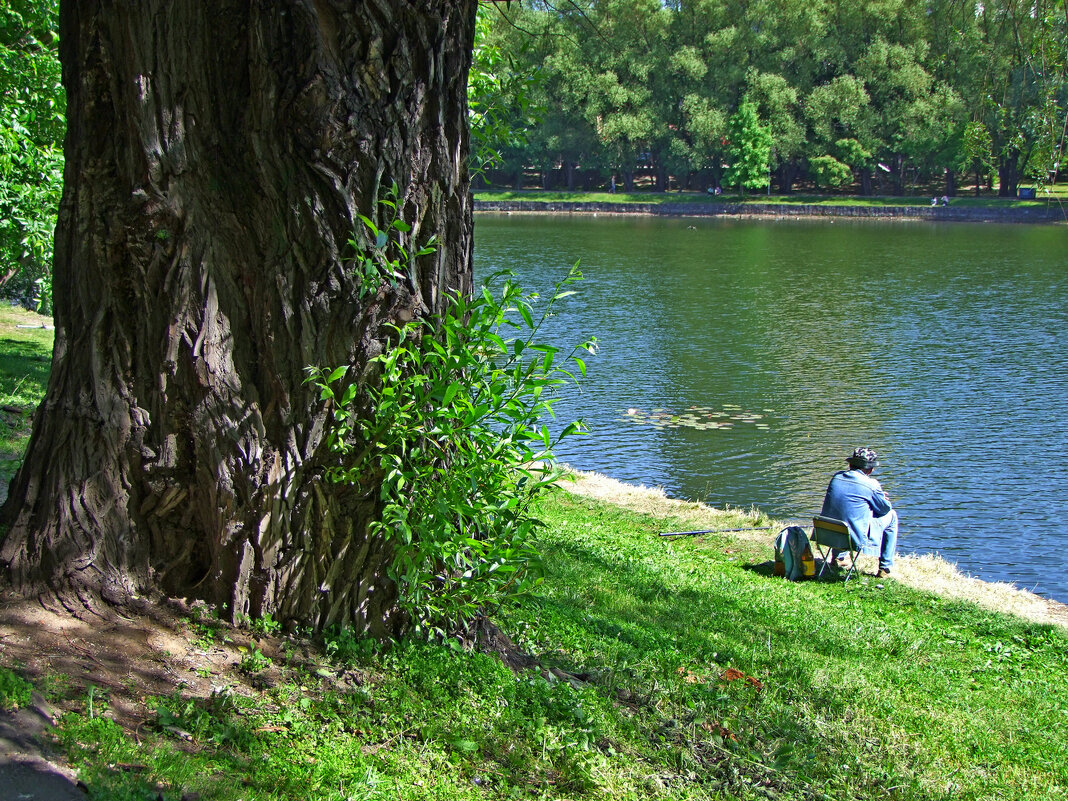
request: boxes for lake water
[474,213,1068,602]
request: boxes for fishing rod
[659,520,809,537]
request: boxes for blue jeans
[869,509,898,571]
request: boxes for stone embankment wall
[474,200,1066,224]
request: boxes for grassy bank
[2,314,1067,800]
[474,187,1068,209]
[35,487,1068,801]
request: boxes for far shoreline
[474,197,1067,224]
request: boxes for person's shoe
[875,568,891,579]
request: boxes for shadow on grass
[741,558,856,585]
[0,337,52,384]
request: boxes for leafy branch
[309,265,595,639]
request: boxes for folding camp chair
[811,515,860,582]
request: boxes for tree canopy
[479,0,1067,195]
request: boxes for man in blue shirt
[821,447,898,579]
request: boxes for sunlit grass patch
[0,304,53,476]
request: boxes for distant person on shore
[610,176,616,193]
[820,447,898,579]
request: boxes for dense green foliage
[310,267,593,637]
[724,100,773,192]
[480,0,1068,196]
[0,0,62,312]
[469,4,543,178]
[2,2,1064,310]
[47,489,1068,800]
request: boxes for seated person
[820,447,898,578]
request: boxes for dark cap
[847,447,879,470]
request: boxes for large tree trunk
[0,0,477,636]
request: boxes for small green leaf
[518,303,534,329]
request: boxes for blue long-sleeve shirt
[820,469,893,547]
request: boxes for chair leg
[815,543,837,579]
[841,548,860,582]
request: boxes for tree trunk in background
[564,161,576,191]
[654,163,668,192]
[944,169,956,197]
[890,155,905,195]
[998,152,1020,197]
[0,0,477,635]
[860,169,873,196]
[779,162,800,194]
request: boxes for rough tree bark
[0,0,477,636]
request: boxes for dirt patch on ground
[0,594,305,729]
[0,592,316,792]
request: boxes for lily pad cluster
[620,405,772,431]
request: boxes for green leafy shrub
[310,267,594,638]
[152,691,255,749]
[347,181,436,299]
[810,154,854,189]
[323,625,380,665]
[0,666,33,710]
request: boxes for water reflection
[474,214,1068,601]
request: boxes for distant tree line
[477,0,1067,197]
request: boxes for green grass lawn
[45,488,1068,801]
[3,307,1066,801]
[475,185,1068,209]
[0,304,53,480]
